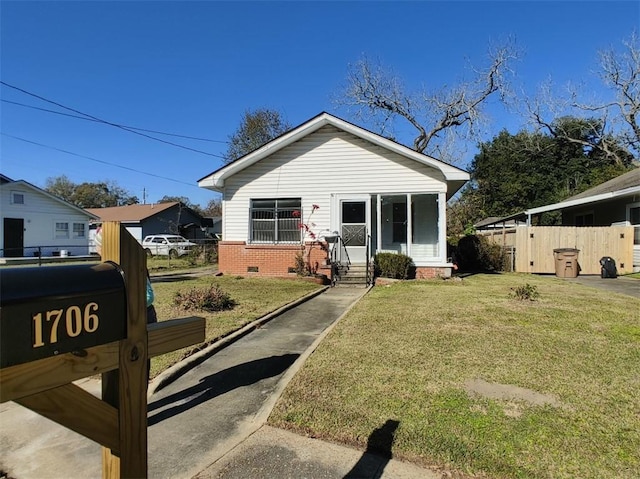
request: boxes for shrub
[478,237,506,271]
[374,252,414,279]
[511,283,539,301]
[455,235,506,272]
[294,250,311,276]
[174,284,235,312]
[187,244,218,266]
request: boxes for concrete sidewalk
[1,287,439,479]
[564,274,640,298]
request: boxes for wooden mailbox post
[0,222,205,479]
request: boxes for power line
[1,132,201,188]
[0,81,227,159]
[1,99,229,144]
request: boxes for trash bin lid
[553,248,580,253]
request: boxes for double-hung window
[55,222,69,239]
[73,223,86,239]
[250,198,301,243]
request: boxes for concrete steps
[334,263,370,287]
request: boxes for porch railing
[329,234,351,286]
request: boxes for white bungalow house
[0,175,98,258]
[198,113,470,282]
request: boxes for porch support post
[376,194,382,252]
[438,192,447,262]
[406,193,412,258]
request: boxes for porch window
[410,194,439,257]
[381,195,408,253]
[379,194,439,258]
[250,198,301,243]
[392,202,407,243]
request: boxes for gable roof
[0,178,99,219]
[564,168,640,201]
[198,112,470,194]
[87,202,180,223]
[0,174,14,184]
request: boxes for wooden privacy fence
[0,222,205,479]
[478,226,634,275]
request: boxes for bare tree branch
[337,41,519,163]
[527,32,639,162]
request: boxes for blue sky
[1,1,638,208]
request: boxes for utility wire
[1,132,200,188]
[0,81,227,159]
[2,99,229,144]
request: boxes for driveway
[564,274,640,298]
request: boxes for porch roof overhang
[478,184,640,228]
[198,112,470,198]
[526,185,640,216]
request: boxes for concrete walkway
[564,274,640,298]
[0,287,439,479]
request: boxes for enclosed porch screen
[379,194,439,258]
[250,198,301,243]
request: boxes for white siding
[223,126,447,241]
[1,183,93,256]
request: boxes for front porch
[333,192,453,279]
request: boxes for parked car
[141,235,196,258]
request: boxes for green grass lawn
[268,273,640,479]
[150,275,322,377]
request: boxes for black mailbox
[1,262,127,368]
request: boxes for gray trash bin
[553,248,580,278]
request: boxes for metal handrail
[328,234,351,286]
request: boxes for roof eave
[526,185,640,215]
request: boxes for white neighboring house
[0,175,98,258]
[198,112,470,280]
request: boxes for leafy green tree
[157,195,204,215]
[45,175,75,202]
[223,108,291,164]
[44,176,138,208]
[460,121,634,226]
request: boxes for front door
[340,200,369,263]
[4,218,24,258]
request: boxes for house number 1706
[32,303,100,348]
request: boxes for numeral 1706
[32,303,100,348]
